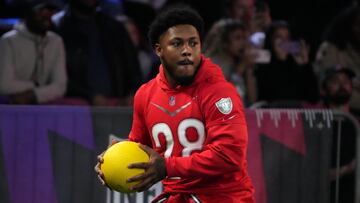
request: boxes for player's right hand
[127,144,167,192]
[94,139,118,187]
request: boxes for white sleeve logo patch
[215,97,233,115]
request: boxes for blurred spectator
[52,0,142,106]
[255,20,318,103]
[0,3,67,105]
[318,65,358,203]
[0,18,20,36]
[251,0,271,33]
[125,0,167,11]
[315,6,360,110]
[222,0,254,30]
[122,0,157,45]
[222,0,273,65]
[204,18,257,106]
[249,0,272,48]
[121,17,159,82]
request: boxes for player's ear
[155,43,162,57]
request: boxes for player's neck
[163,70,178,88]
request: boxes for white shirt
[0,22,67,103]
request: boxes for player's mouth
[177,59,194,66]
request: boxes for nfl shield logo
[215,97,233,115]
[169,96,176,106]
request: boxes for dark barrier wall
[247,110,333,203]
[0,106,339,203]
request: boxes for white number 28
[151,118,205,158]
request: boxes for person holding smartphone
[254,20,318,104]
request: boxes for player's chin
[175,75,195,86]
[178,64,198,76]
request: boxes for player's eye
[189,40,198,47]
[172,41,181,47]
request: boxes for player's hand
[94,139,118,187]
[127,144,167,191]
[95,152,106,186]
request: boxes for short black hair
[21,2,58,19]
[263,20,289,51]
[148,4,204,48]
[320,66,356,89]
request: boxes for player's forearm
[165,143,246,178]
[166,123,248,178]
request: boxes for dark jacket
[255,55,319,103]
[52,8,142,101]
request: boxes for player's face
[155,24,202,87]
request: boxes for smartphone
[280,41,301,54]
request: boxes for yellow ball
[101,141,149,193]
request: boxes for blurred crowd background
[0,1,360,202]
[0,0,359,110]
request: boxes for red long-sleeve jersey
[129,56,254,202]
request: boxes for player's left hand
[94,139,118,187]
[127,144,167,191]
